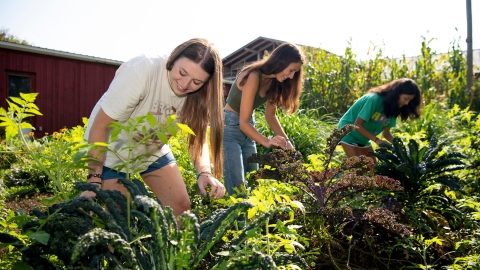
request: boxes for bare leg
[141,163,191,216]
[340,143,377,164]
[101,163,190,217]
[102,178,128,198]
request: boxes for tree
[0,28,30,45]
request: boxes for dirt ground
[5,193,53,214]
[1,193,54,259]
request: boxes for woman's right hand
[266,135,289,149]
[80,190,97,199]
[375,138,391,148]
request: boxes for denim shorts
[102,151,176,180]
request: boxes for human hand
[375,138,391,148]
[197,174,225,199]
[80,190,97,199]
[79,189,98,216]
[266,135,289,149]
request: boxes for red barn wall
[0,48,120,137]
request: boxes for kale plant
[372,136,468,232]
[248,125,411,238]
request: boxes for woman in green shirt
[338,78,422,163]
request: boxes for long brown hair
[368,78,422,121]
[238,42,305,113]
[166,38,224,178]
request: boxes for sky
[0,0,478,62]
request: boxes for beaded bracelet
[87,173,103,180]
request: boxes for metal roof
[0,41,123,66]
[222,36,300,68]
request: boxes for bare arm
[80,108,115,198]
[382,127,394,143]
[265,101,293,149]
[353,117,390,146]
[193,136,225,199]
[237,71,288,149]
[87,108,115,175]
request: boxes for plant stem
[18,125,68,201]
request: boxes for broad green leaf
[9,96,24,105]
[28,231,50,245]
[26,103,40,110]
[146,113,157,127]
[158,133,168,144]
[20,92,39,102]
[110,128,121,141]
[247,207,258,219]
[21,113,36,118]
[20,122,35,129]
[72,148,89,162]
[0,119,14,126]
[167,126,177,137]
[26,108,43,116]
[177,123,194,135]
[166,114,177,125]
[40,195,61,205]
[109,122,124,129]
[6,126,18,140]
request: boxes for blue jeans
[223,109,259,195]
[103,152,176,180]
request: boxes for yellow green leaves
[0,93,42,141]
[177,123,194,136]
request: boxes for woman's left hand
[198,175,226,199]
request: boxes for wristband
[87,173,103,180]
[196,171,212,180]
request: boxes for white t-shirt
[85,54,186,172]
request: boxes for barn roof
[221,36,309,82]
[0,41,123,66]
[222,36,301,68]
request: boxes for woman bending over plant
[338,78,422,163]
[223,42,305,195]
[80,38,225,216]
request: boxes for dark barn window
[5,72,36,133]
[8,74,31,98]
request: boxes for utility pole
[466,0,473,94]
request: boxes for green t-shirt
[338,93,396,146]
